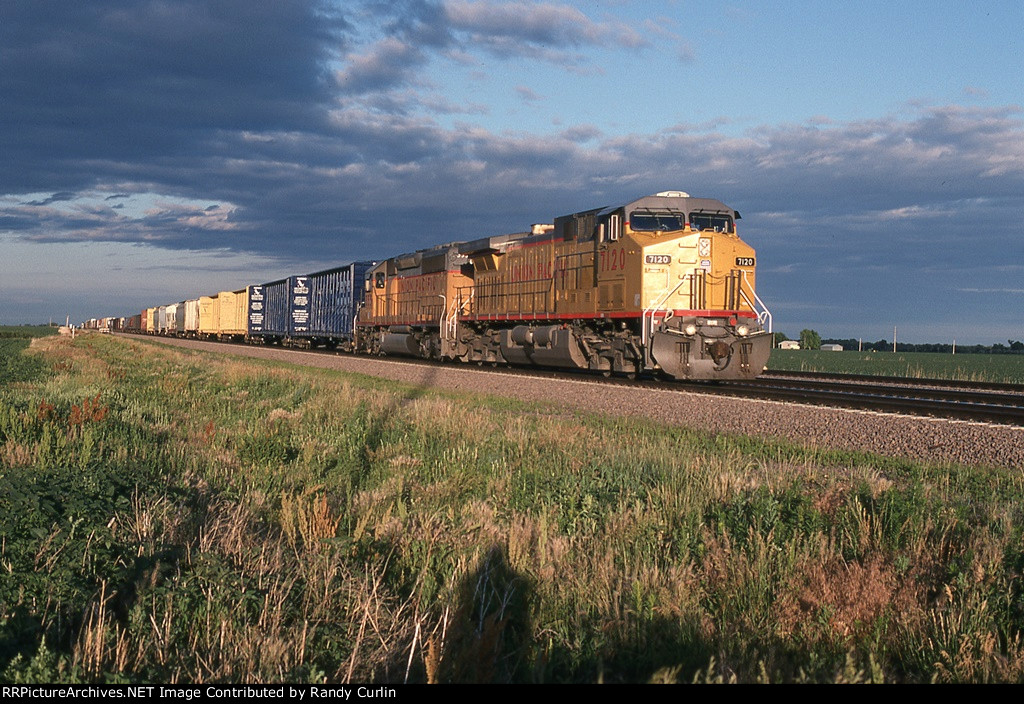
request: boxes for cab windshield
[629,211,686,232]
[689,212,734,233]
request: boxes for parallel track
[762,368,1023,393]
[707,375,1024,426]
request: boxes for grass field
[2,333,1024,683]
[769,349,1024,384]
[0,325,60,339]
[0,326,59,385]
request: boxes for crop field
[0,325,60,339]
[769,349,1024,384]
[0,326,58,385]
[2,333,1024,683]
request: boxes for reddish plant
[37,399,56,421]
[69,393,108,426]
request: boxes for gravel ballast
[135,336,1024,469]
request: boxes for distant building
[779,340,800,350]
[821,344,844,351]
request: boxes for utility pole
[893,326,897,353]
[953,339,956,355]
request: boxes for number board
[645,254,671,265]
[735,257,755,267]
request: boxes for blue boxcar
[293,262,375,346]
[250,278,290,341]
[249,262,375,346]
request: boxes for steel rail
[763,369,1024,394]
[698,378,1024,426]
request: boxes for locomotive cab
[617,192,771,379]
[572,191,770,379]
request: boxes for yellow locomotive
[356,191,772,380]
[357,242,473,358]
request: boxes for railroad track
[762,368,1023,393]
[125,333,1024,426]
[509,365,1024,426]
[704,373,1024,425]
[458,362,1024,427]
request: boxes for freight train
[86,191,773,380]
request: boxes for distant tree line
[822,339,1024,354]
[774,331,1024,354]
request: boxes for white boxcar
[184,299,200,337]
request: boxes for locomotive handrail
[439,294,450,338]
[641,274,690,351]
[440,290,475,342]
[738,269,772,332]
[440,294,457,341]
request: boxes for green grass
[0,326,63,384]
[0,339,51,384]
[2,333,1024,683]
[768,349,1024,384]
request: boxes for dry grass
[280,487,341,553]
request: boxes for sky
[2,0,1022,344]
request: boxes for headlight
[684,324,697,336]
[736,325,749,337]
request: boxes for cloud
[443,0,648,52]
[515,85,543,103]
[23,191,77,206]
[6,26,1024,267]
[334,1,651,96]
[0,0,346,192]
[675,41,696,63]
[560,125,602,143]
[336,38,427,93]
[958,288,1024,295]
